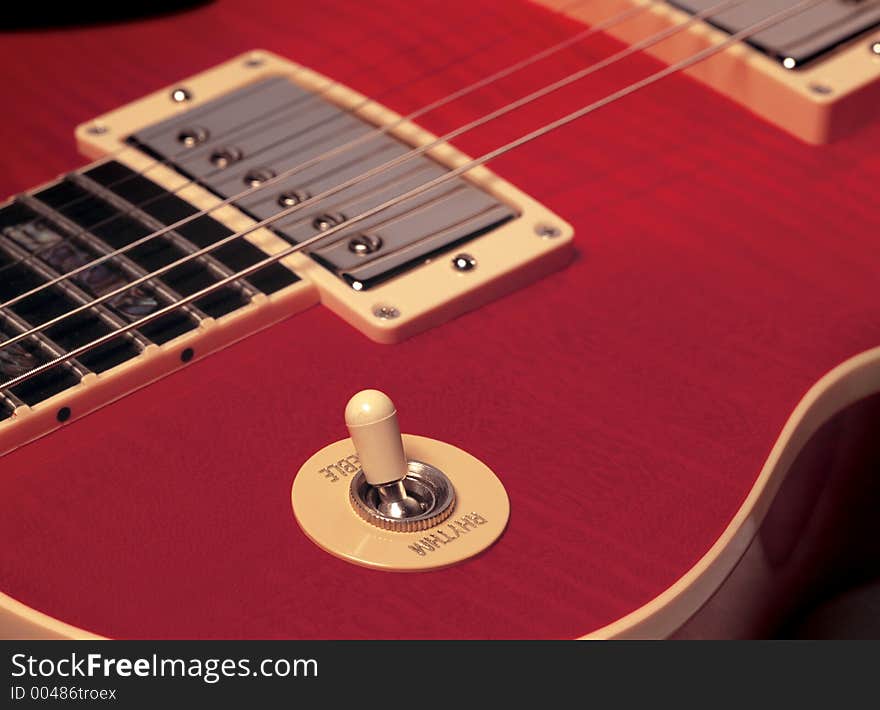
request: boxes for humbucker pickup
[127,76,519,292]
[0,49,573,453]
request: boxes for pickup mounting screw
[452,253,477,271]
[171,87,192,103]
[535,223,561,239]
[373,305,400,320]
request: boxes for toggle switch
[345,390,419,517]
[291,388,510,571]
[345,389,455,531]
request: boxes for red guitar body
[1,0,878,638]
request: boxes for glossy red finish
[0,0,878,638]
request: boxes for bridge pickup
[669,0,880,67]
[539,0,880,145]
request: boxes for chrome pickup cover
[128,77,516,290]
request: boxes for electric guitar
[1,0,879,639]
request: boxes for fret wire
[0,0,830,394]
[72,174,257,303]
[18,193,208,326]
[0,308,89,386]
[0,222,148,353]
[0,0,650,314]
[0,282,90,382]
[0,0,747,358]
[0,390,23,413]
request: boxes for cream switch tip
[344,389,408,486]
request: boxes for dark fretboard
[0,162,299,420]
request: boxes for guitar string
[0,0,649,310]
[0,0,747,354]
[0,0,829,392]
